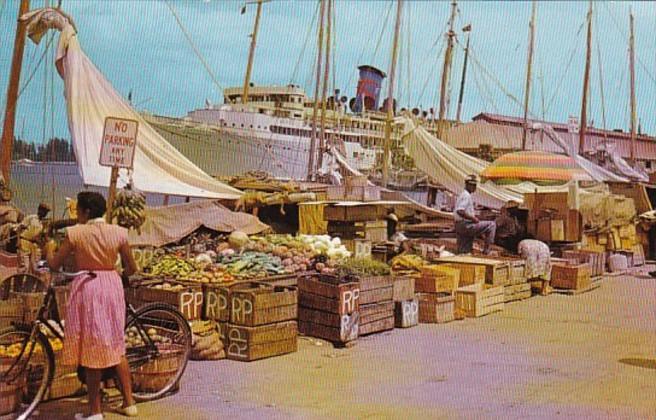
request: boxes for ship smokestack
[354,65,386,113]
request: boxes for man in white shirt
[454,175,496,255]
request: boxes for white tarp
[22,9,242,200]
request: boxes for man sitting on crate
[454,175,496,255]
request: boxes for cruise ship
[142,66,423,183]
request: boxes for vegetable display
[336,257,391,277]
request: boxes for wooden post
[578,1,592,155]
[0,0,31,185]
[382,0,403,187]
[317,0,332,171]
[307,0,327,180]
[455,25,471,123]
[522,0,537,150]
[242,0,264,105]
[105,167,119,222]
[437,0,458,128]
[629,9,636,164]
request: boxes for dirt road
[35,274,656,419]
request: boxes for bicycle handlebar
[36,260,95,279]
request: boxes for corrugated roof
[442,121,564,153]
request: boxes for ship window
[647,161,652,169]
[241,124,244,128]
[250,125,253,128]
[258,126,261,129]
[232,123,235,127]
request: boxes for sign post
[99,117,139,222]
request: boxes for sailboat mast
[578,0,592,155]
[382,0,403,187]
[522,0,537,150]
[629,9,636,164]
[242,0,264,105]
[0,0,31,184]
[455,24,471,123]
[317,0,332,171]
[438,0,457,129]
[307,0,327,180]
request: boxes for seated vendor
[495,201,525,253]
[454,175,496,255]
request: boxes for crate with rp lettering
[135,280,204,320]
[297,274,360,344]
[225,321,297,362]
[229,282,297,327]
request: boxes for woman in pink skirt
[45,191,138,419]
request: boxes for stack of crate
[415,265,460,324]
[550,263,592,291]
[224,282,298,362]
[324,203,387,252]
[358,275,395,335]
[297,274,359,346]
[524,191,582,243]
[393,276,417,328]
[497,257,531,303]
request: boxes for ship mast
[382,0,403,187]
[437,0,457,136]
[629,8,636,164]
[521,0,537,150]
[241,0,265,105]
[317,0,332,171]
[307,0,327,180]
[455,24,471,123]
[1,0,31,184]
[578,0,592,155]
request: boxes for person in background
[19,203,51,255]
[0,183,24,252]
[454,175,496,255]
[386,208,399,240]
[43,191,138,419]
[495,200,524,253]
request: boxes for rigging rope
[602,2,656,85]
[17,33,57,99]
[164,1,225,97]
[594,10,607,133]
[370,2,394,65]
[544,19,585,115]
[290,0,320,84]
[416,38,446,106]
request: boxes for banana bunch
[390,253,426,273]
[112,189,146,231]
[147,255,195,279]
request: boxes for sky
[0,0,655,145]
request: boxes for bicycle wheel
[0,326,55,420]
[125,303,191,401]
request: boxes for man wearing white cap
[454,175,496,255]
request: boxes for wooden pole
[382,0,403,187]
[578,0,592,155]
[307,0,326,180]
[105,167,119,223]
[522,0,537,150]
[438,1,457,126]
[455,25,471,122]
[1,0,31,185]
[317,0,332,171]
[242,0,263,105]
[629,9,636,164]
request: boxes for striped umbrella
[481,151,593,185]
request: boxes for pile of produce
[151,282,186,292]
[190,320,224,361]
[185,266,235,284]
[217,251,306,279]
[111,188,146,232]
[146,255,195,280]
[125,326,173,347]
[390,254,427,276]
[336,257,391,277]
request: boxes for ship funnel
[354,65,386,113]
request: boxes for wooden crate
[358,275,393,305]
[434,256,504,285]
[229,283,297,327]
[225,321,297,362]
[392,276,415,302]
[323,204,382,222]
[551,263,591,290]
[0,297,23,328]
[298,308,359,343]
[562,250,605,277]
[417,266,458,294]
[202,282,237,322]
[359,301,394,335]
[136,281,204,320]
[341,239,372,258]
[394,299,418,328]
[326,185,381,202]
[496,258,527,285]
[0,250,18,268]
[297,275,360,315]
[417,293,455,323]
[455,284,504,318]
[632,244,646,266]
[504,283,532,303]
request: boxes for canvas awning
[21,8,243,200]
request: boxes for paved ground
[33,273,656,419]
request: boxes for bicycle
[0,269,192,420]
